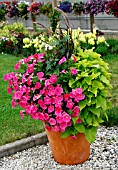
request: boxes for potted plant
[73,1,85,15]
[4,13,112,165]
[105,0,118,17]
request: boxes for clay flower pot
[46,129,90,165]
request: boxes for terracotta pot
[45,129,90,165]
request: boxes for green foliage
[68,48,112,143]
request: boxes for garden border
[0,132,48,158]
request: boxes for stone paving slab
[0,132,48,158]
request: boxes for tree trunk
[90,13,94,32]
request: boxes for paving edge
[0,132,48,159]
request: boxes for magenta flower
[20,110,24,119]
[55,95,63,103]
[49,74,57,84]
[66,99,74,110]
[35,82,41,89]
[37,72,44,80]
[56,115,63,123]
[37,112,44,121]
[58,56,67,65]
[52,125,60,132]
[48,85,55,96]
[71,68,78,75]
[45,79,51,86]
[71,54,77,62]
[14,62,20,70]
[44,113,49,121]
[55,106,62,115]
[48,105,54,113]
[20,85,27,94]
[49,118,56,125]
[64,93,70,101]
[63,114,71,123]
[13,91,22,100]
[7,87,12,94]
[55,85,63,95]
[12,100,16,108]
[76,117,82,124]
[27,64,34,73]
[72,106,80,117]
[44,96,51,105]
[76,88,83,94]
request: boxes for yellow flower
[23,38,30,44]
[97,36,105,44]
[88,38,95,45]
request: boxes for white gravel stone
[0,126,117,170]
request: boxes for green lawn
[0,54,44,146]
[0,38,118,146]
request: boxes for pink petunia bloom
[55,85,63,96]
[31,112,40,120]
[58,57,67,65]
[44,113,49,121]
[64,93,70,101]
[56,115,63,123]
[51,96,56,104]
[45,79,50,86]
[52,125,60,132]
[63,114,71,123]
[38,112,44,121]
[33,94,41,101]
[71,54,77,62]
[9,80,13,86]
[20,110,24,119]
[7,87,12,94]
[27,64,34,73]
[76,88,83,94]
[74,94,85,102]
[69,89,76,98]
[66,99,74,110]
[44,96,51,105]
[20,85,27,94]
[37,72,44,80]
[72,106,80,117]
[12,100,16,108]
[76,117,82,124]
[14,62,20,70]
[27,78,32,86]
[49,118,56,125]
[49,74,57,84]
[48,105,54,113]
[55,95,63,103]
[35,82,41,89]
[25,104,38,114]
[67,121,72,127]
[59,122,67,132]
[13,84,18,91]
[48,85,55,96]
[55,106,62,115]
[71,68,78,75]
[45,125,51,131]
[13,91,22,100]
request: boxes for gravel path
[0,126,117,170]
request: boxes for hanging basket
[46,129,90,165]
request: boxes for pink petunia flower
[71,54,77,62]
[64,93,70,101]
[63,114,71,123]
[58,57,67,65]
[76,117,82,124]
[55,106,62,115]
[44,96,51,105]
[44,113,49,121]
[72,106,80,117]
[66,99,74,110]
[55,85,63,96]
[49,118,56,125]
[7,87,12,94]
[20,110,24,119]
[35,82,41,89]
[56,115,63,123]
[37,72,44,80]
[27,64,34,73]
[71,68,78,75]
[52,125,60,132]
[48,105,54,113]
[14,62,20,70]
[49,74,57,84]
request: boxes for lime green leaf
[74,124,85,133]
[85,76,92,85]
[88,107,100,117]
[79,99,87,111]
[85,127,97,143]
[61,127,71,138]
[72,117,78,124]
[86,114,93,125]
[92,80,104,90]
[96,96,106,109]
[69,79,74,87]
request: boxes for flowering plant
[4,14,112,143]
[17,1,29,20]
[0,3,6,21]
[72,1,85,15]
[27,1,44,15]
[84,0,108,15]
[105,0,118,17]
[59,1,72,13]
[6,0,19,18]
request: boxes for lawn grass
[0,54,44,146]
[0,38,118,146]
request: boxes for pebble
[0,126,117,170]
